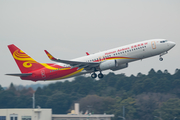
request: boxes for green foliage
[0,90,16,108]
[136,93,176,120]
[0,68,180,120]
[154,98,180,120]
[45,92,72,114]
[77,95,115,114]
[112,97,137,120]
[0,85,4,92]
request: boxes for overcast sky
[0,0,180,87]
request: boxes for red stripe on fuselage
[21,63,78,81]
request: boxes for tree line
[0,68,180,120]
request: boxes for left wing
[44,50,100,70]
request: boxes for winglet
[86,52,90,56]
[44,50,57,60]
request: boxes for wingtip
[44,50,57,60]
[86,52,90,55]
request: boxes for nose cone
[168,41,176,48]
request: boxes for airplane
[6,39,175,82]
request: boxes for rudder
[8,44,44,73]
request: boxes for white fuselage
[58,39,175,76]
[7,39,175,81]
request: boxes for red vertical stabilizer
[8,44,44,73]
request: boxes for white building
[0,103,114,120]
[52,114,114,120]
[0,108,51,120]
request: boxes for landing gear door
[151,41,156,49]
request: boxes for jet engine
[110,63,128,71]
[99,60,128,71]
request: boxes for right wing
[44,50,100,70]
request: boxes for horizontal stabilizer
[5,73,32,77]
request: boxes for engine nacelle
[99,60,128,71]
[99,60,117,70]
[110,63,128,71]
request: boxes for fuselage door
[151,41,156,49]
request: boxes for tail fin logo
[13,49,37,68]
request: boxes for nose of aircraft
[168,41,176,48]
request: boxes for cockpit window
[160,40,168,43]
